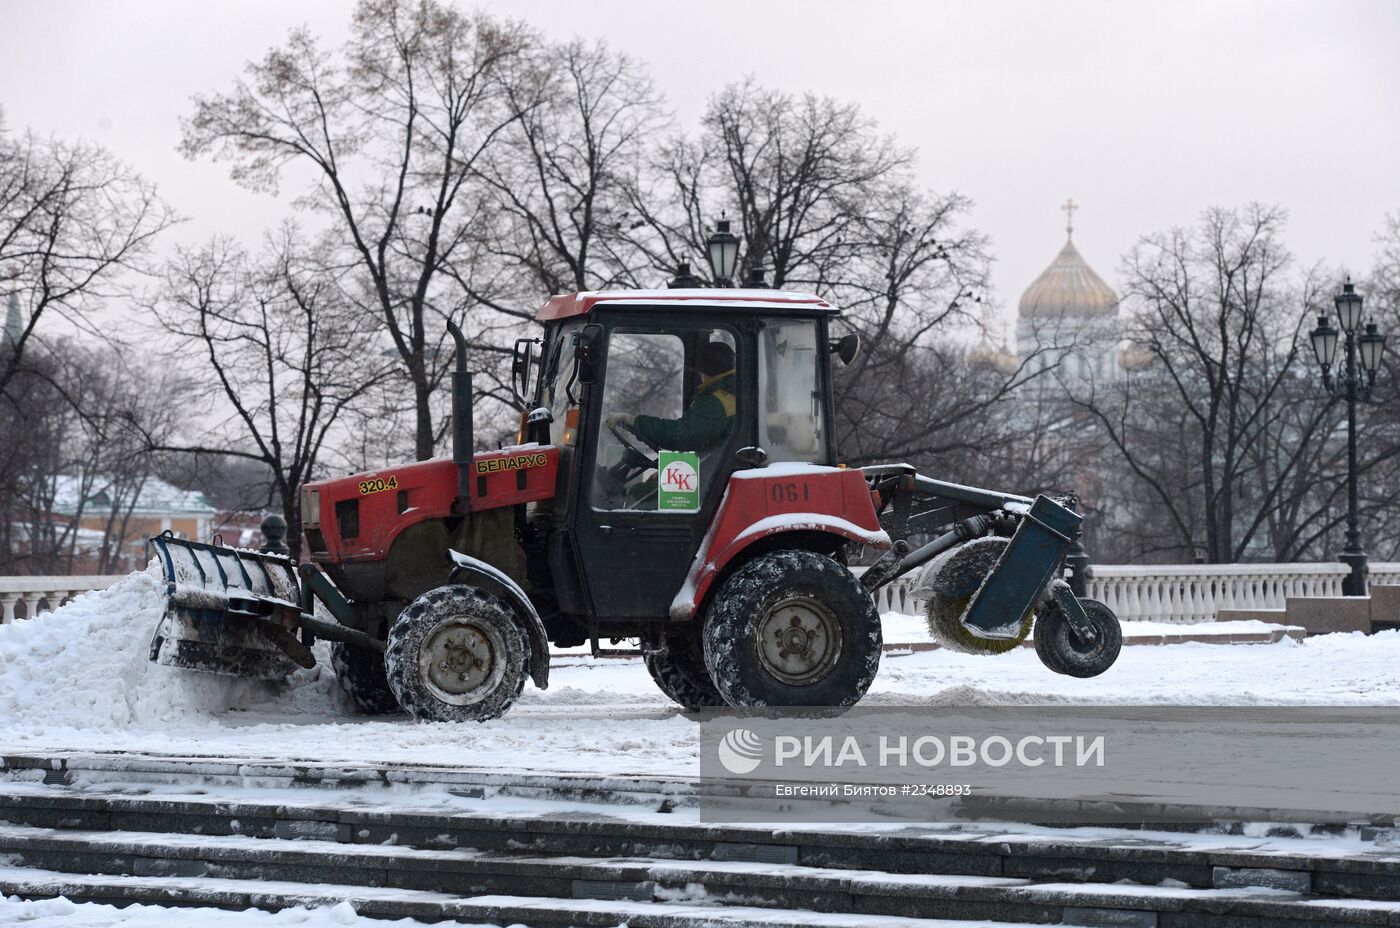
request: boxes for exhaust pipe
[446,320,473,514]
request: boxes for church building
[1015,200,1139,384]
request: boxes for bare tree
[181,0,539,460]
[704,81,910,288]
[631,80,912,289]
[0,132,174,394]
[0,339,175,574]
[820,183,1074,484]
[1341,210,1400,560]
[148,233,392,558]
[1072,205,1350,563]
[0,347,66,572]
[478,38,669,296]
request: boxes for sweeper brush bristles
[919,536,1033,654]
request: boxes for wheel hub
[420,618,505,704]
[757,596,841,686]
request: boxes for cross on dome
[1062,198,1078,238]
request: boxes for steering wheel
[610,418,659,465]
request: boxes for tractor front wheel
[385,585,528,722]
[644,624,725,710]
[703,550,882,709]
[330,641,400,715]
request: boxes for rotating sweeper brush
[862,469,1123,677]
[919,537,1033,654]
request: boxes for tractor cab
[520,289,852,627]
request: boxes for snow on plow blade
[148,532,312,680]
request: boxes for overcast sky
[3,0,1398,338]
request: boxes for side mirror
[832,333,861,366]
[735,446,769,468]
[511,337,537,409]
[575,324,604,385]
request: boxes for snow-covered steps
[5,783,1400,924]
[0,749,699,808]
[0,780,1388,896]
[0,866,1035,928]
[2,832,1400,927]
[9,747,1391,828]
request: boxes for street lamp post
[1310,278,1386,596]
[705,218,741,287]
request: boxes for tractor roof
[536,288,836,323]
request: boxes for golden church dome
[1018,200,1118,319]
[1119,342,1155,371]
[969,339,1018,375]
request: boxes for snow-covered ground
[876,610,1297,645]
[0,569,1396,778]
[0,897,474,927]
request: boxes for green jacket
[634,370,736,451]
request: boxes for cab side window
[758,319,826,463]
[542,326,580,448]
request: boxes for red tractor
[148,288,1121,721]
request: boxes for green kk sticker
[658,451,700,510]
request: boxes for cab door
[570,314,750,620]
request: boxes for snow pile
[0,567,348,729]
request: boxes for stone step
[1,782,1397,902]
[0,749,697,808]
[6,748,1382,833]
[0,821,1029,903]
[1,848,1397,928]
[1,823,1400,926]
[0,866,1034,927]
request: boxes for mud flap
[447,549,550,690]
[148,533,308,680]
[959,495,1081,641]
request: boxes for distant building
[1007,200,1156,562]
[45,476,216,573]
[1015,199,1133,385]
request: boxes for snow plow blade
[147,532,311,680]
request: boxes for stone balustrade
[1084,562,1354,623]
[1369,562,1400,587]
[860,561,1400,624]
[0,576,126,623]
[6,561,1400,628]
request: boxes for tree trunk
[414,377,435,462]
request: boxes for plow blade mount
[960,495,1081,641]
[148,533,311,680]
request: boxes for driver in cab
[606,342,735,451]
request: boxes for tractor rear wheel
[385,585,528,722]
[703,549,882,709]
[330,641,399,715]
[644,624,725,710]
